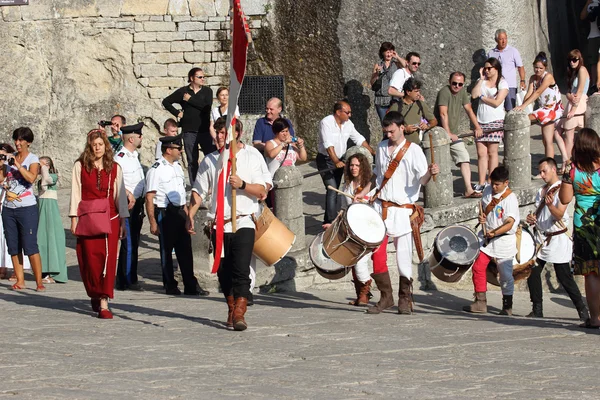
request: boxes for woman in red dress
[69,129,128,319]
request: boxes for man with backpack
[389,78,437,144]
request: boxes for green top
[108,135,123,152]
[435,85,470,134]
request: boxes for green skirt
[38,198,68,282]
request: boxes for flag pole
[230,123,237,232]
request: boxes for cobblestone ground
[3,126,599,399]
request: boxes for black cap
[121,122,144,135]
[159,134,183,147]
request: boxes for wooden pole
[429,132,436,182]
[230,123,238,232]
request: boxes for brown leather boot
[226,295,235,330]
[366,272,394,314]
[232,297,248,331]
[462,292,487,313]
[398,276,414,315]
[349,279,372,306]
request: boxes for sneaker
[473,184,485,192]
[165,287,182,296]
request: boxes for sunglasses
[195,75,205,79]
[569,58,579,63]
[483,67,494,71]
[411,62,421,66]
[451,82,464,87]
[169,146,182,150]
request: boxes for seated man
[252,97,295,152]
[390,78,437,144]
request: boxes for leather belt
[379,201,425,262]
[155,205,184,210]
[543,227,568,245]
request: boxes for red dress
[76,166,121,299]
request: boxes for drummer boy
[463,166,520,315]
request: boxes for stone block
[134,22,144,31]
[177,21,206,31]
[143,21,176,32]
[148,87,174,99]
[215,0,228,16]
[205,21,220,30]
[116,21,135,29]
[167,63,194,77]
[156,32,187,42]
[215,61,228,75]
[193,41,205,51]
[209,30,222,41]
[20,3,56,20]
[168,0,190,16]
[134,64,142,78]
[122,0,168,16]
[206,76,223,86]
[164,15,173,22]
[145,42,171,53]
[56,2,97,18]
[96,0,123,18]
[172,16,192,22]
[156,52,185,64]
[170,41,194,52]
[249,19,262,29]
[134,15,150,21]
[93,21,117,29]
[204,41,222,52]
[202,64,216,75]
[148,77,185,87]
[132,43,145,53]
[208,16,227,22]
[243,0,270,16]
[134,32,157,42]
[183,52,207,63]
[141,64,168,77]
[187,31,210,41]
[189,1,216,17]
[211,51,228,62]
[2,5,22,22]
[138,78,150,87]
[133,53,157,64]
[149,16,164,21]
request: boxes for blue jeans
[316,153,344,224]
[375,105,389,123]
[504,88,517,111]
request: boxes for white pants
[393,234,413,279]
[249,255,256,292]
[353,255,371,283]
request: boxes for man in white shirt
[114,122,146,291]
[525,157,588,320]
[487,29,525,111]
[365,111,438,315]
[463,166,519,315]
[388,52,421,101]
[317,100,375,225]
[188,118,272,331]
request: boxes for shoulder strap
[483,188,513,217]
[370,140,411,203]
[534,183,561,218]
[416,100,425,117]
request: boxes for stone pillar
[504,110,531,188]
[422,127,452,208]
[273,166,305,251]
[585,93,600,134]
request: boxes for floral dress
[532,72,564,125]
[563,162,600,275]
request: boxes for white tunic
[192,145,272,232]
[373,139,427,237]
[480,186,520,259]
[114,147,145,199]
[534,181,572,263]
[146,157,187,207]
[317,115,366,158]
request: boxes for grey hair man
[487,29,525,111]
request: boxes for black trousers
[183,131,216,184]
[316,153,344,224]
[155,206,198,292]
[116,197,145,289]
[527,259,586,309]
[212,228,254,299]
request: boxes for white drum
[487,227,537,286]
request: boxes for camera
[0,154,6,161]
[8,158,15,166]
[98,120,112,127]
[291,137,298,143]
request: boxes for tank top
[533,72,562,109]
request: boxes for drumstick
[479,201,488,245]
[327,185,368,203]
[429,133,436,182]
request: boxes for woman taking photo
[69,129,128,319]
[471,57,509,190]
[2,127,45,291]
[37,156,67,284]
[370,42,405,122]
[556,49,589,161]
[515,52,567,164]
[560,128,600,329]
[339,153,375,306]
[0,143,17,280]
[209,86,240,144]
[264,118,307,177]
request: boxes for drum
[309,233,351,280]
[322,203,386,267]
[253,205,296,266]
[429,225,480,283]
[487,227,536,286]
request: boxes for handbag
[75,168,114,237]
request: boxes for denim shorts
[2,204,40,256]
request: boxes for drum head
[515,228,535,265]
[435,225,480,266]
[309,233,347,273]
[346,203,386,245]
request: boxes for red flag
[211,0,251,274]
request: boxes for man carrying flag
[187,117,271,331]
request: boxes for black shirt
[162,85,213,133]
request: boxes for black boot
[577,303,590,322]
[527,302,543,318]
[499,295,513,316]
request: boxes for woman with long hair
[340,153,375,306]
[209,86,240,144]
[2,127,45,291]
[557,49,590,161]
[515,52,567,164]
[37,156,67,283]
[560,128,600,329]
[370,42,405,122]
[69,129,128,319]
[264,118,307,177]
[471,57,509,190]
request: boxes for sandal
[36,284,46,292]
[8,273,17,282]
[10,283,25,290]
[579,318,600,329]
[42,276,56,284]
[464,191,483,199]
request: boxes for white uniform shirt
[480,185,520,259]
[317,115,366,157]
[193,145,272,232]
[114,147,145,199]
[534,181,572,263]
[373,139,427,237]
[389,68,412,93]
[146,157,187,207]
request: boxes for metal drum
[309,233,351,280]
[429,225,480,283]
[487,226,536,286]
